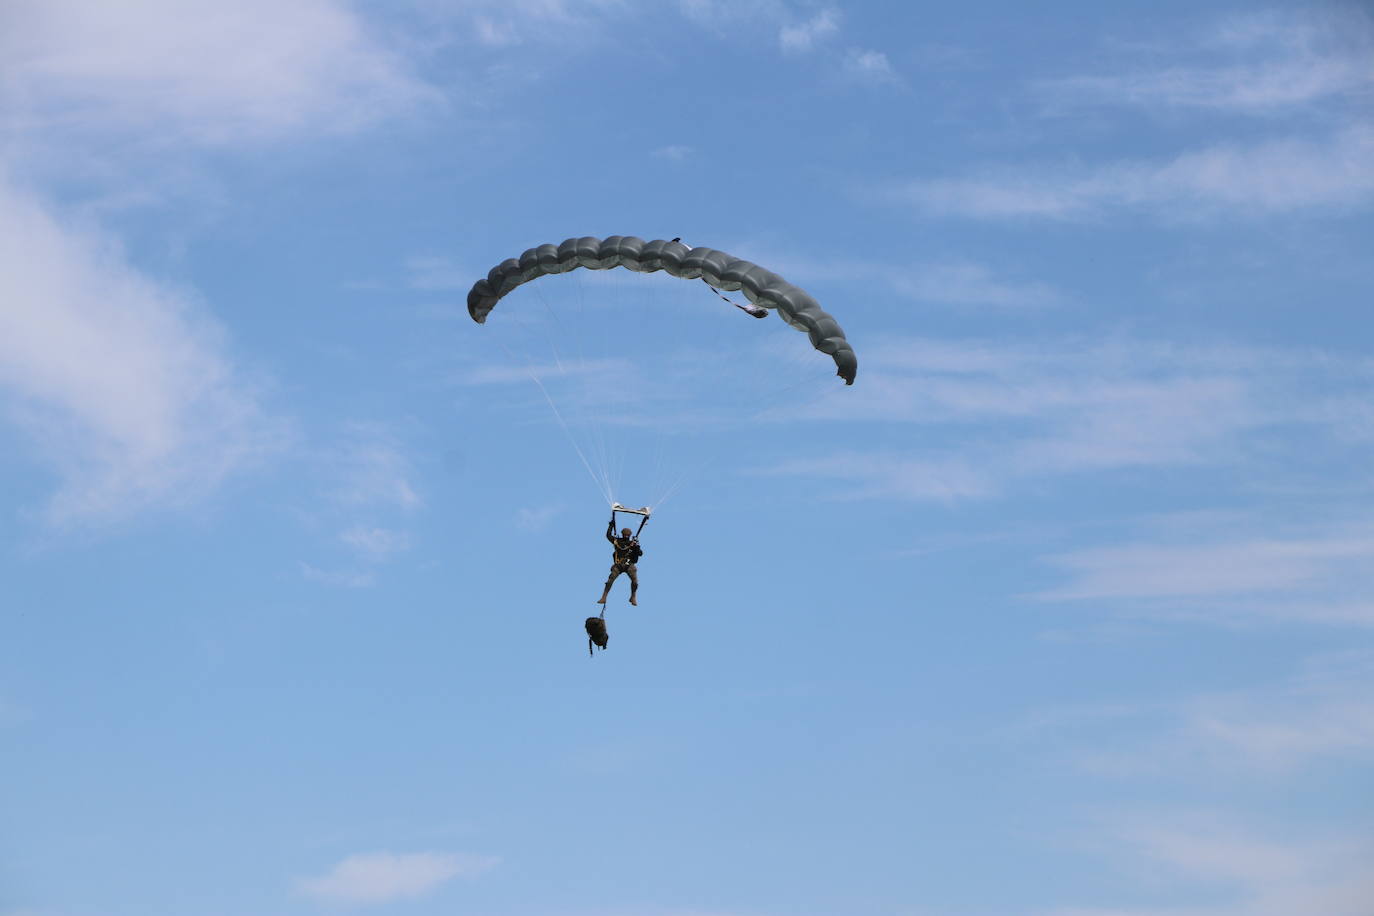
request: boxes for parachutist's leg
[628,566,638,606]
[599,565,620,603]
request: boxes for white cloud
[842,48,898,85]
[1039,9,1374,114]
[1050,815,1374,916]
[675,0,895,87]
[763,452,994,502]
[453,0,630,50]
[707,247,1059,310]
[0,0,437,149]
[1037,652,1374,778]
[0,175,283,525]
[888,260,1061,308]
[330,429,421,511]
[677,0,786,29]
[898,127,1374,220]
[1187,653,1374,769]
[473,15,522,47]
[1037,535,1374,603]
[779,8,839,54]
[458,357,633,387]
[763,336,1374,523]
[296,850,498,905]
[340,525,411,559]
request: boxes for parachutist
[597,516,642,606]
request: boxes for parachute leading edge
[467,236,857,385]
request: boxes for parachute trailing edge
[467,236,857,385]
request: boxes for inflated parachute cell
[467,236,857,385]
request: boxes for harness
[612,537,640,567]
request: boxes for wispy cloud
[329,428,421,511]
[458,0,629,49]
[779,8,839,54]
[1186,652,1374,769]
[1034,652,1374,779]
[295,850,498,905]
[898,127,1374,220]
[766,336,1370,504]
[0,176,285,525]
[1049,814,1374,916]
[458,357,633,387]
[340,525,411,559]
[1037,534,1374,605]
[676,1,895,85]
[888,260,1061,308]
[895,8,1374,222]
[714,246,1061,309]
[842,48,898,85]
[763,452,995,502]
[1038,9,1374,114]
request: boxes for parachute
[467,236,857,385]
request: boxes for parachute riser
[611,502,652,538]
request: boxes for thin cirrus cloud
[887,260,1061,308]
[1024,652,1374,777]
[896,9,1374,221]
[779,8,839,54]
[677,0,891,83]
[1035,534,1374,605]
[1037,8,1374,113]
[340,524,411,559]
[715,243,1058,309]
[899,127,1374,220]
[295,851,499,905]
[328,430,422,511]
[1048,814,1374,916]
[464,0,629,48]
[841,48,898,85]
[1184,651,1374,769]
[765,335,1363,502]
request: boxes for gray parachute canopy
[467,236,857,385]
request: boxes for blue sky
[2,1,1373,914]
